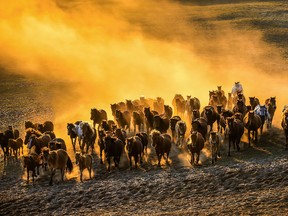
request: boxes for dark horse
[126,136,143,169]
[153,115,170,133]
[186,131,204,165]
[144,107,158,134]
[201,105,220,133]
[115,109,131,132]
[244,111,262,146]
[281,112,288,150]
[132,110,144,134]
[150,130,172,167]
[136,132,149,155]
[82,122,97,154]
[90,108,108,129]
[227,117,244,156]
[265,97,276,128]
[170,116,181,143]
[98,129,106,164]
[191,117,208,141]
[103,135,124,171]
[0,129,14,161]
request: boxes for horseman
[231,81,243,98]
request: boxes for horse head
[150,130,161,148]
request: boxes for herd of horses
[0,85,287,185]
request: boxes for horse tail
[66,156,73,173]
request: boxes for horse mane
[150,129,161,137]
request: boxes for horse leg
[255,130,258,143]
[27,168,30,184]
[100,149,103,164]
[196,152,200,165]
[49,169,55,186]
[228,139,231,157]
[191,153,194,165]
[157,154,161,167]
[248,129,251,147]
[135,155,138,169]
[166,152,170,164]
[107,157,111,172]
[80,169,83,182]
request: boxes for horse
[172,94,185,116]
[42,149,73,185]
[164,105,173,119]
[150,130,172,167]
[144,107,158,134]
[249,97,260,110]
[209,131,222,164]
[67,123,78,151]
[153,97,164,114]
[243,111,262,146]
[201,105,220,133]
[8,138,23,160]
[132,111,144,134]
[136,132,149,155]
[48,138,67,151]
[111,102,126,120]
[97,129,106,164]
[153,115,170,133]
[191,117,208,141]
[186,96,201,122]
[114,128,127,145]
[75,152,93,182]
[186,131,204,165]
[103,135,124,171]
[23,155,42,185]
[28,134,51,155]
[90,108,108,129]
[254,105,270,134]
[281,112,288,150]
[0,129,14,161]
[37,121,54,133]
[265,97,276,128]
[227,117,244,156]
[81,122,97,154]
[24,128,42,145]
[233,99,247,116]
[170,116,181,143]
[192,109,201,122]
[126,136,143,169]
[115,109,131,132]
[219,109,234,136]
[175,120,187,147]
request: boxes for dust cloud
[0,0,287,137]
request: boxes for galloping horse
[126,136,143,169]
[186,131,204,165]
[191,117,208,141]
[81,122,97,154]
[75,152,93,182]
[243,111,262,146]
[209,131,222,164]
[150,130,172,167]
[281,111,288,150]
[90,108,108,129]
[175,120,187,147]
[265,97,276,128]
[227,117,244,156]
[254,105,270,134]
[42,149,73,185]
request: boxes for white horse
[254,105,270,133]
[175,120,187,147]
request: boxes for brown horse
[191,117,208,141]
[8,138,23,160]
[227,117,244,156]
[209,131,222,164]
[23,154,42,185]
[243,111,262,146]
[48,138,67,151]
[75,152,93,182]
[186,131,204,165]
[265,97,276,128]
[150,130,171,167]
[90,108,108,129]
[42,149,73,185]
[126,136,143,169]
[281,112,288,150]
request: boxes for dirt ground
[1,0,288,215]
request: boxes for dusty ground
[1,0,288,215]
